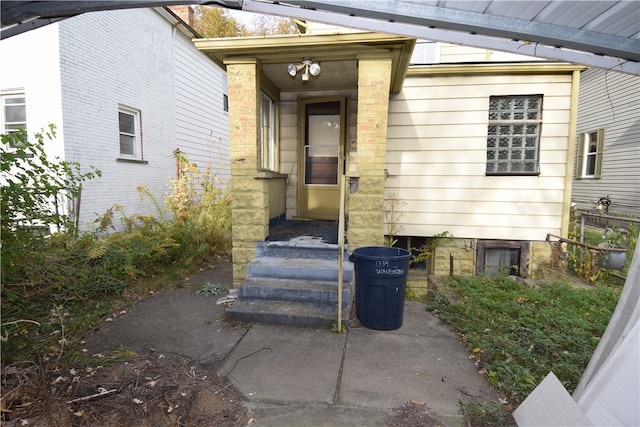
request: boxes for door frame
[297,96,348,220]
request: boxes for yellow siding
[385,72,574,241]
[439,43,488,63]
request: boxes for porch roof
[194,32,416,94]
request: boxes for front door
[298,97,346,220]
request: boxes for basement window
[476,240,530,277]
[394,236,431,272]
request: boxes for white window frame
[118,105,142,160]
[576,129,604,179]
[486,95,543,176]
[259,92,278,172]
[2,91,27,147]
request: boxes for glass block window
[486,95,542,175]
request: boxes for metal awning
[2,0,639,74]
[239,0,640,75]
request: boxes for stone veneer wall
[226,60,269,283]
[347,56,393,250]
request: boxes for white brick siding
[1,7,229,231]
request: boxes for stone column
[225,59,269,283]
[347,55,393,250]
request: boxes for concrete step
[256,241,349,261]
[226,299,349,328]
[246,256,353,283]
[239,277,351,308]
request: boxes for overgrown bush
[426,276,621,404]
[1,132,231,364]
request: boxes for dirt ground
[1,255,503,427]
[1,352,248,427]
[1,354,446,427]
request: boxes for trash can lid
[351,246,412,260]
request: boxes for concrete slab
[219,324,347,404]
[244,402,391,427]
[83,289,248,363]
[81,264,502,426]
[340,302,498,421]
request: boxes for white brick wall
[0,7,230,231]
[59,9,178,229]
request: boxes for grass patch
[426,276,621,404]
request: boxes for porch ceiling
[194,32,416,93]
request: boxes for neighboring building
[571,67,640,217]
[0,6,230,231]
[194,30,585,283]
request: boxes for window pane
[259,93,276,171]
[485,248,520,276]
[5,97,25,105]
[5,105,26,122]
[120,135,134,155]
[119,112,135,134]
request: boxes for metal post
[337,165,346,333]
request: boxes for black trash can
[349,246,412,330]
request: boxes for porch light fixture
[287,57,321,81]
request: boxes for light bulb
[287,64,298,77]
[309,62,321,76]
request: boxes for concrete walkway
[83,261,499,426]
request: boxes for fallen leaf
[410,399,426,406]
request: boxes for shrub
[1,136,231,364]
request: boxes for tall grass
[1,146,231,364]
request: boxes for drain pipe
[337,168,346,333]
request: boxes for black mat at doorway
[267,220,339,244]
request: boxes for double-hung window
[2,91,27,147]
[486,95,543,175]
[576,129,604,179]
[259,92,277,172]
[118,106,141,159]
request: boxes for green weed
[1,134,231,366]
[428,276,621,404]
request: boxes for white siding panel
[386,72,574,240]
[172,24,230,185]
[388,187,566,201]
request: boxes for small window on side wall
[2,92,27,148]
[259,92,277,172]
[118,106,141,159]
[576,129,604,179]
